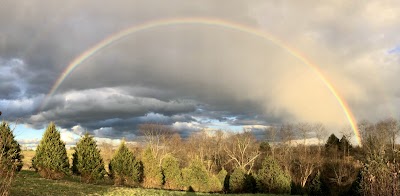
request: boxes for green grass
[11,171,284,196]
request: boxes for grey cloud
[2,0,400,140]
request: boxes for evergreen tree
[109,141,142,186]
[229,167,246,193]
[0,122,23,171]
[256,156,291,194]
[325,134,340,150]
[142,147,163,188]
[339,135,352,156]
[72,133,106,183]
[182,159,210,192]
[32,122,69,179]
[307,171,323,196]
[161,155,183,190]
[325,134,340,157]
[217,168,228,188]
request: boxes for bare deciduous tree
[139,124,175,166]
[223,131,260,174]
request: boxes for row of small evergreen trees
[30,122,291,194]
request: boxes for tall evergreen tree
[229,167,246,193]
[161,155,183,190]
[72,133,106,183]
[339,135,352,156]
[109,140,142,186]
[142,147,163,188]
[32,122,69,179]
[256,156,291,194]
[182,159,210,192]
[0,122,23,171]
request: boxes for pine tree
[217,168,228,188]
[0,121,23,171]
[182,159,210,192]
[161,155,183,190]
[256,156,291,194]
[32,122,69,179]
[142,147,163,188]
[229,167,246,193]
[71,133,106,183]
[109,141,142,186]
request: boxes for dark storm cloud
[2,0,400,141]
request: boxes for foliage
[256,156,291,194]
[109,141,142,186]
[325,134,340,154]
[307,171,323,196]
[71,133,106,183]
[217,168,228,189]
[0,122,23,171]
[320,159,359,195]
[12,170,279,196]
[360,155,400,195]
[182,159,211,192]
[141,147,163,188]
[229,167,246,193]
[0,121,23,196]
[161,155,183,190]
[339,136,352,153]
[31,122,69,179]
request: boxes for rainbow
[39,17,361,145]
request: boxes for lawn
[11,171,282,196]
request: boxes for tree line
[1,118,400,195]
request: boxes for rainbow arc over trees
[39,17,361,145]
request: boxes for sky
[1,0,400,147]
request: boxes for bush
[0,122,23,171]
[0,121,23,195]
[360,156,400,195]
[182,159,210,192]
[256,156,291,194]
[109,141,142,186]
[229,167,246,193]
[141,147,163,188]
[208,174,223,192]
[71,133,106,183]
[217,168,228,188]
[32,122,69,179]
[161,155,183,190]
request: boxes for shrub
[0,121,23,195]
[256,156,291,194]
[208,174,223,192]
[360,156,400,195]
[32,122,69,179]
[229,167,246,193]
[109,141,142,186]
[307,170,323,196]
[71,133,106,183]
[217,168,228,188]
[141,147,163,188]
[161,155,183,190]
[182,159,210,192]
[0,122,23,171]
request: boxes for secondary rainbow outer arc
[40,17,361,145]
